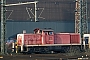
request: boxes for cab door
[44,31,54,44]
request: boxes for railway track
[0,53,89,60]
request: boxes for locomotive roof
[40,29,54,31]
[34,28,53,32]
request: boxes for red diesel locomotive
[17,28,82,54]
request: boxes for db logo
[17,35,22,45]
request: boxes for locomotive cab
[34,28,54,44]
[42,29,54,35]
[34,28,54,35]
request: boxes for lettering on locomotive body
[27,35,41,41]
[36,35,41,40]
[49,36,54,41]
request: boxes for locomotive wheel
[65,46,81,56]
[39,47,50,54]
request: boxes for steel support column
[75,0,88,49]
[1,0,6,54]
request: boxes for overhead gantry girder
[1,1,38,54]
